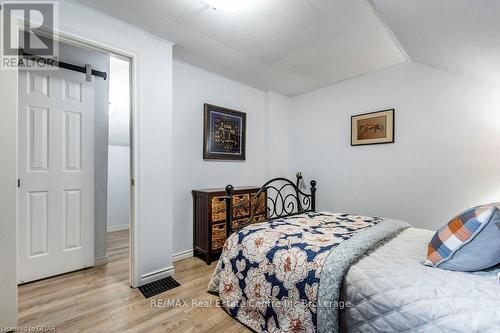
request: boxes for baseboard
[140,266,175,286]
[107,224,130,233]
[94,256,109,266]
[172,249,193,262]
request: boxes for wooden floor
[18,230,249,333]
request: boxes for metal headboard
[224,173,317,238]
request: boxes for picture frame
[203,103,246,160]
[351,109,395,146]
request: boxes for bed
[340,227,500,332]
[208,177,500,332]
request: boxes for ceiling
[373,0,500,88]
[73,0,500,94]
[73,0,407,96]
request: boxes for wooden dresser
[192,187,267,264]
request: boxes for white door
[18,69,95,284]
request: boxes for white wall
[109,57,130,146]
[0,3,174,325]
[0,69,18,329]
[266,91,292,178]
[53,0,174,286]
[290,62,500,230]
[107,57,131,231]
[172,60,291,256]
[107,146,131,229]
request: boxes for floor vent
[138,277,180,298]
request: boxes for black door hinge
[17,179,21,188]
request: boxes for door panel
[64,79,82,102]
[28,191,49,257]
[64,111,82,171]
[28,72,49,97]
[28,106,49,171]
[18,69,95,284]
[63,189,82,250]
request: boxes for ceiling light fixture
[203,0,252,12]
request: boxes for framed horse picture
[203,104,246,160]
[351,109,395,146]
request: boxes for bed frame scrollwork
[224,173,317,238]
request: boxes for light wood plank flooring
[18,230,249,333]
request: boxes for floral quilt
[208,212,384,333]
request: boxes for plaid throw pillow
[425,203,500,271]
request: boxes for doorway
[17,40,133,285]
[106,56,132,257]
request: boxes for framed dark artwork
[203,104,246,160]
[351,109,395,146]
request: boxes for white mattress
[340,228,500,332]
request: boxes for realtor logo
[1,1,59,70]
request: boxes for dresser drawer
[211,196,226,222]
[211,223,226,250]
[233,193,250,219]
[232,218,248,230]
[193,186,266,264]
[251,192,266,216]
[211,194,251,222]
[253,214,267,223]
[232,214,268,230]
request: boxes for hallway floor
[18,230,248,332]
